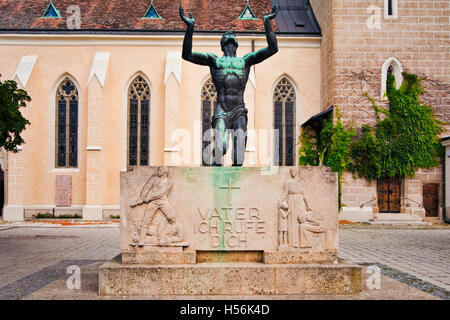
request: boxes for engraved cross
[220,178,240,206]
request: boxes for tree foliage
[0,78,31,152]
[299,107,356,208]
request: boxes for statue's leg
[159,200,176,224]
[232,116,247,167]
[212,119,228,166]
[138,202,159,246]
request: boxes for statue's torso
[210,56,250,113]
[286,179,307,214]
[146,176,170,201]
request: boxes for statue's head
[220,32,239,53]
[290,167,299,177]
[158,166,169,177]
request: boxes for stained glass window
[56,79,78,168]
[274,77,296,166]
[128,76,151,167]
[201,78,217,166]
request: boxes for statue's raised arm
[178,5,279,167]
[179,5,216,66]
[244,6,279,67]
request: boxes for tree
[299,107,357,209]
[0,77,31,152]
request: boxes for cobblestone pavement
[338,228,450,293]
[0,226,120,290]
[0,225,448,299]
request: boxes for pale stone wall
[309,0,335,110]
[0,34,321,220]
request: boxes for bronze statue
[179,5,279,166]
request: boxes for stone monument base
[104,166,363,296]
[99,255,361,296]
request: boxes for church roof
[0,0,321,35]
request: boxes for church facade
[0,0,322,220]
[0,0,448,223]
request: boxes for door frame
[423,183,439,217]
[421,180,443,219]
[377,177,402,213]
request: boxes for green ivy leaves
[351,73,444,181]
[299,107,356,209]
[299,72,445,208]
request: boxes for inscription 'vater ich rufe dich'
[194,207,266,249]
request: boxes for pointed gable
[42,0,61,18]
[143,1,162,19]
[238,0,258,20]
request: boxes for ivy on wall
[299,107,356,208]
[299,72,445,208]
[351,73,444,181]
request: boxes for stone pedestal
[99,255,361,296]
[99,166,362,296]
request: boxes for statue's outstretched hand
[179,5,195,27]
[264,5,279,22]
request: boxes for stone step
[370,221,432,226]
[99,258,362,296]
[375,213,422,221]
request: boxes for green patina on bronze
[215,56,246,77]
[180,5,279,166]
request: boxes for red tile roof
[0,0,277,33]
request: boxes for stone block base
[263,250,338,264]
[82,206,103,220]
[122,251,196,265]
[99,256,361,296]
[3,205,24,221]
[339,207,374,222]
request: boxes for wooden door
[423,184,438,217]
[377,177,401,213]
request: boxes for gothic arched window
[56,78,78,168]
[201,78,217,166]
[381,58,403,99]
[274,77,296,166]
[128,75,150,167]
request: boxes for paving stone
[0,226,448,299]
[339,229,450,293]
